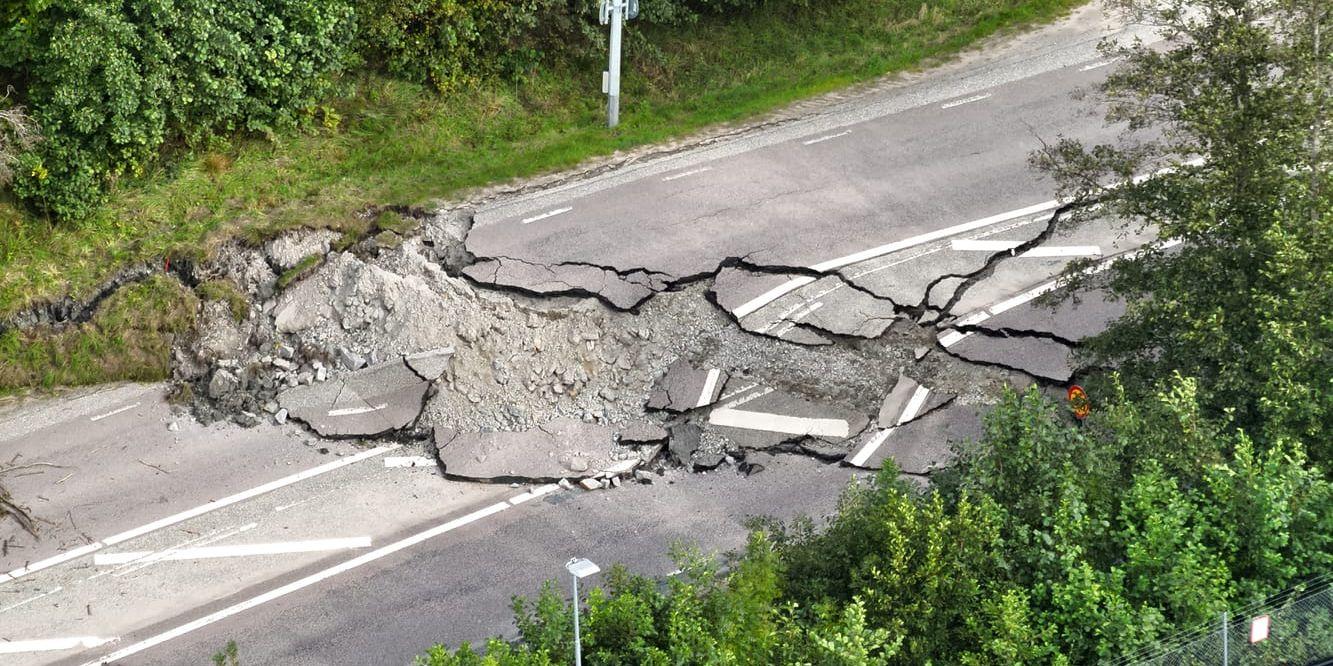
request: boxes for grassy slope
[0,0,1085,389]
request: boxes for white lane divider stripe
[94,538,373,567]
[897,386,932,426]
[802,130,851,146]
[508,484,560,506]
[719,383,758,401]
[80,498,526,666]
[709,409,849,438]
[941,93,992,109]
[695,369,722,408]
[384,456,436,468]
[0,636,117,655]
[1,445,399,584]
[327,403,387,417]
[846,386,930,468]
[848,429,893,468]
[89,403,140,422]
[521,207,572,224]
[662,167,713,182]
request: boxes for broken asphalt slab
[646,359,729,412]
[941,331,1075,383]
[278,359,432,438]
[708,266,895,342]
[433,417,644,483]
[705,385,870,452]
[844,403,983,473]
[877,373,955,427]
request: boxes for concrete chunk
[646,359,729,412]
[278,360,429,438]
[405,347,455,381]
[433,418,635,482]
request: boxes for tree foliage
[1032,0,1333,458]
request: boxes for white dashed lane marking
[941,93,992,109]
[89,402,140,422]
[521,207,572,224]
[662,167,713,182]
[802,130,852,145]
[695,369,723,408]
[847,385,931,467]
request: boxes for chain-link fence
[1113,576,1333,666]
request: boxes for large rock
[265,229,340,271]
[278,360,430,438]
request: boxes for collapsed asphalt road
[0,5,1169,664]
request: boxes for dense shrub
[2,0,354,220]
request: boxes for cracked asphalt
[0,6,1173,664]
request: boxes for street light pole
[565,557,601,666]
[607,0,622,128]
[572,572,583,666]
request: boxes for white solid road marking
[0,637,117,654]
[327,403,387,417]
[384,456,436,468]
[773,301,824,337]
[949,239,1101,257]
[0,445,399,584]
[80,490,552,666]
[802,130,852,145]
[507,484,560,506]
[846,386,931,467]
[521,207,572,224]
[89,402,140,422]
[941,93,992,109]
[708,409,849,438]
[663,167,713,182]
[93,538,374,566]
[731,200,1061,318]
[695,369,722,408]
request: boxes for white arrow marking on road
[89,402,140,422]
[327,403,387,417]
[949,239,1102,257]
[847,386,931,467]
[695,369,723,408]
[384,456,436,468]
[0,637,116,654]
[521,207,572,224]
[802,130,852,145]
[93,537,373,566]
[709,409,849,438]
[663,167,713,181]
[0,445,399,584]
[941,93,992,109]
[80,487,557,666]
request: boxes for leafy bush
[3,0,354,220]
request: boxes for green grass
[276,255,324,291]
[197,278,250,322]
[0,0,1085,388]
[0,275,197,392]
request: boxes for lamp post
[565,557,601,666]
[599,0,638,128]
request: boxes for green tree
[1032,0,1333,458]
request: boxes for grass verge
[0,0,1086,389]
[0,275,197,392]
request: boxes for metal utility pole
[600,0,637,128]
[1221,610,1229,665]
[566,557,601,666]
